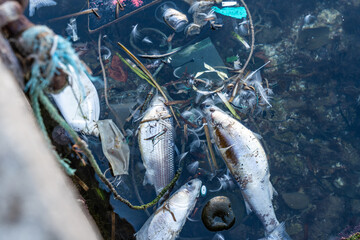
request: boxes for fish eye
[187,181,193,186]
[201,103,211,109]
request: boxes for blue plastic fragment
[211,6,247,19]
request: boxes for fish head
[183,178,202,194]
[169,179,202,209]
[180,179,202,199]
[201,99,222,122]
[150,95,166,107]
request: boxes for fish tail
[259,222,292,240]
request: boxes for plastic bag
[97,119,130,176]
[211,6,247,19]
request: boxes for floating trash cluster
[6,0,358,239]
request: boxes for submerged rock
[297,27,330,50]
[282,192,310,210]
[202,196,235,231]
[309,195,345,239]
[51,125,71,146]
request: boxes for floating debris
[155,1,188,32]
[202,196,235,231]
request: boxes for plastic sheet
[171,37,228,80]
[211,6,247,19]
[97,119,130,176]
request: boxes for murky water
[31,0,360,239]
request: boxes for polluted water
[18,0,360,239]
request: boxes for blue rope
[23,26,86,97]
[21,25,92,175]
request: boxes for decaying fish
[202,102,291,240]
[138,95,175,195]
[135,179,202,240]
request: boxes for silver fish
[138,95,175,195]
[202,102,291,240]
[136,179,202,240]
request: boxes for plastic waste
[97,119,130,176]
[155,1,188,32]
[65,18,79,42]
[211,6,247,19]
[172,38,228,82]
[184,23,201,37]
[50,64,100,136]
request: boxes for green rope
[30,90,76,175]
[36,91,182,210]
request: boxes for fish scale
[138,96,175,195]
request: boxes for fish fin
[252,131,263,140]
[244,199,252,214]
[272,184,278,196]
[143,170,154,186]
[219,144,234,155]
[262,222,292,240]
[176,152,188,165]
[174,144,180,156]
[268,182,278,200]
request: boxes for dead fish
[135,179,202,240]
[201,102,291,240]
[138,95,175,195]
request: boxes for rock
[297,27,330,50]
[282,192,310,210]
[351,199,360,215]
[286,223,303,236]
[202,196,235,231]
[309,196,345,239]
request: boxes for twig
[202,118,218,171]
[49,8,99,22]
[117,42,180,127]
[98,34,126,135]
[111,211,116,240]
[237,0,255,74]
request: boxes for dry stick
[202,118,218,171]
[49,8,99,22]
[111,212,116,240]
[117,42,180,127]
[238,0,255,75]
[231,0,255,103]
[92,8,101,19]
[98,33,126,136]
